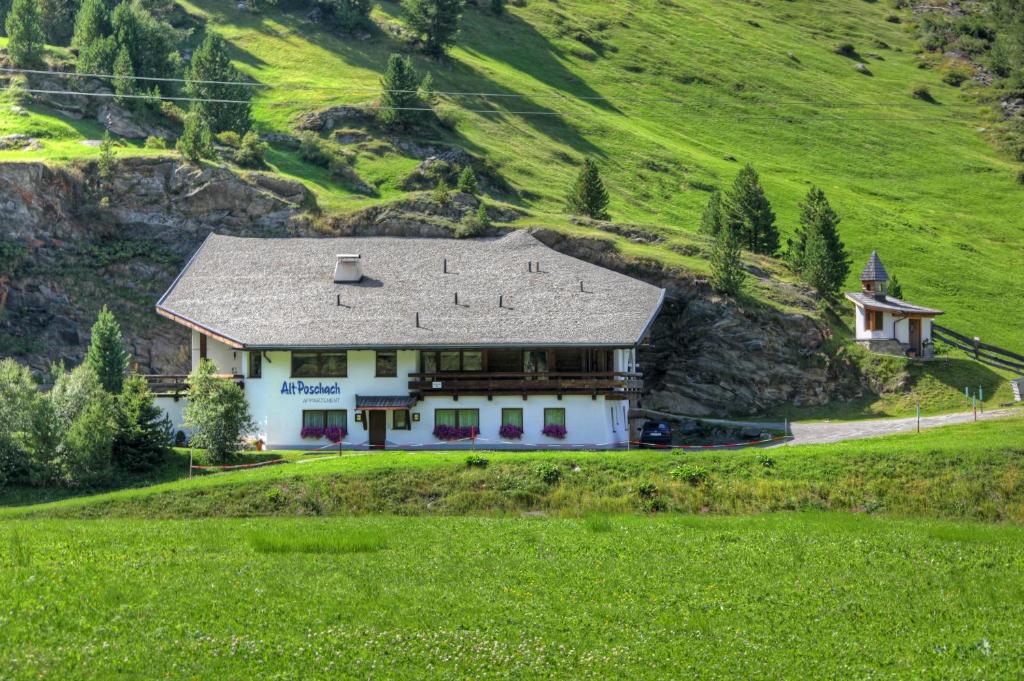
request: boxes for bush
[174,430,187,447]
[216,131,241,148]
[453,203,489,238]
[234,131,268,169]
[671,464,710,486]
[942,69,969,87]
[183,360,256,464]
[833,43,857,58]
[144,136,168,149]
[62,398,117,488]
[911,85,934,102]
[637,482,658,499]
[536,463,562,485]
[298,132,351,173]
[433,178,451,206]
[758,454,776,468]
[465,454,489,468]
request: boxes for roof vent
[334,254,362,283]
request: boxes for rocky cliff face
[0,157,857,414]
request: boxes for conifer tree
[5,0,45,67]
[724,163,779,255]
[801,225,835,299]
[710,226,746,297]
[111,0,175,82]
[418,71,436,104]
[889,273,904,300]
[71,0,108,49]
[566,158,610,220]
[401,0,465,56]
[113,45,135,106]
[379,53,423,129]
[85,305,129,394]
[456,165,477,194]
[491,0,505,16]
[787,186,849,298]
[177,107,216,163]
[186,33,252,134]
[700,190,724,235]
[184,360,255,464]
[76,34,116,75]
[113,374,172,471]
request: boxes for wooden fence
[932,324,1024,374]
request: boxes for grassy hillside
[3,513,1024,678]
[4,415,1023,522]
[2,0,1023,348]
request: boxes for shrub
[942,69,969,87]
[671,464,710,486]
[833,42,857,58]
[174,430,187,447]
[177,108,216,163]
[911,85,934,102]
[642,497,667,513]
[456,166,478,194]
[183,360,256,464]
[498,423,523,440]
[758,454,776,468]
[144,136,167,149]
[637,482,658,499]
[62,398,117,488]
[536,462,562,485]
[541,424,567,439]
[433,178,451,206]
[465,454,489,468]
[216,131,241,148]
[453,203,489,238]
[234,131,268,169]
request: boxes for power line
[0,65,993,110]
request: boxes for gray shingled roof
[157,231,666,349]
[844,292,943,316]
[859,251,889,282]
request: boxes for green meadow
[2,513,1024,679]
[3,418,1024,678]
[3,0,1023,347]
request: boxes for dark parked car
[639,420,673,449]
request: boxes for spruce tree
[187,33,252,134]
[566,158,610,220]
[177,107,216,163]
[724,163,779,255]
[76,34,116,75]
[456,165,477,194]
[889,273,904,300]
[433,177,451,205]
[401,0,465,56]
[5,0,45,67]
[71,0,108,50]
[113,374,172,471]
[710,226,746,297]
[379,53,424,129]
[113,45,135,106]
[111,0,175,82]
[85,305,129,394]
[787,186,849,298]
[700,190,724,235]
[801,225,835,299]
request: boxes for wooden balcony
[143,374,244,398]
[408,372,643,400]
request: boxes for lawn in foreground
[1,513,1023,679]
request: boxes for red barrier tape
[629,435,793,450]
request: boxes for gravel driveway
[786,408,1021,445]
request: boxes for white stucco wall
[854,307,896,341]
[164,340,631,450]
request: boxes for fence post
[916,403,920,434]
[979,386,984,414]
[188,449,193,478]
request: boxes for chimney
[334,254,362,283]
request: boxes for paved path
[785,408,1020,445]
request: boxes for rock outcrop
[0,157,857,415]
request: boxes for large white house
[152,231,666,450]
[845,251,943,358]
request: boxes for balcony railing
[409,372,643,399]
[143,374,244,398]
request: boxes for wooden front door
[909,318,922,354]
[368,411,386,449]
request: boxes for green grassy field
[2,513,1024,678]
[3,0,1023,348]
[4,415,1023,522]
[3,418,1024,678]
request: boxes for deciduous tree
[184,360,255,463]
